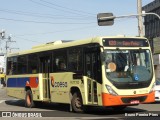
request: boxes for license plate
[130,100,139,104]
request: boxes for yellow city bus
[6,36,155,112]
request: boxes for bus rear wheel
[71,92,83,113]
[25,90,35,108]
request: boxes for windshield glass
[104,49,152,83]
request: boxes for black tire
[71,92,83,113]
[25,90,35,108]
[34,101,43,107]
[112,106,126,111]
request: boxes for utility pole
[137,0,144,37]
[5,35,16,54]
[0,30,6,74]
[0,30,17,74]
[9,48,19,53]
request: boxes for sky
[0,0,155,52]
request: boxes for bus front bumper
[102,91,155,106]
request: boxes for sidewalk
[0,84,3,89]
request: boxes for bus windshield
[104,49,152,84]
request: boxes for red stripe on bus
[26,77,38,88]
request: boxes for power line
[0,8,94,20]
[29,0,94,17]
[12,18,135,37]
[0,17,96,24]
[13,36,41,43]
[14,25,97,36]
[39,0,94,16]
[12,25,97,45]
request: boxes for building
[143,0,160,79]
[143,0,160,39]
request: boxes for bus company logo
[51,76,54,86]
[51,76,67,87]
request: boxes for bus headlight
[106,85,118,96]
[149,82,155,93]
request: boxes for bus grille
[121,96,147,103]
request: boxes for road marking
[0,100,5,104]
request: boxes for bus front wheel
[71,92,83,113]
[25,90,35,108]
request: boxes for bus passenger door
[39,57,51,100]
[85,50,102,105]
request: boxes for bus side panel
[97,82,103,106]
[29,74,43,101]
[7,87,25,99]
[82,76,88,105]
[7,76,27,99]
[49,73,71,103]
[38,74,43,101]
[6,74,40,100]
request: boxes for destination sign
[103,39,149,47]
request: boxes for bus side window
[68,47,82,72]
[54,50,67,72]
[8,63,13,75]
[7,57,17,75]
[68,62,76,71]
[28,54,38,74]
[58,61,66,71]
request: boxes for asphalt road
[0,87,160,120]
